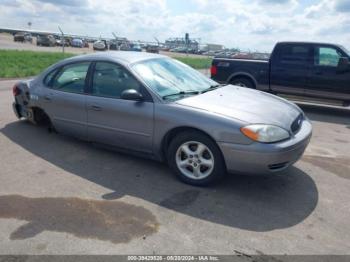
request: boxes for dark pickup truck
[211,42,350,106]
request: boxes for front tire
[167,131,226,186]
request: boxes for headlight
[240,124,290,143]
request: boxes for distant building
[201,44,224,52]
[165,37,199,51]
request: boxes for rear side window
[279,45,312,65]
[51,62,90,93]
[92,62,141,98]
[315,47,342,67]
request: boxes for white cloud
[0,0,349,51]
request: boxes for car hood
[175,85,302,130]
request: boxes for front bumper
[218,120,312,175]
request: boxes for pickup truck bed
[212,58,269,91]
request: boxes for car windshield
[132,58,218,100]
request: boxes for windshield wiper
[201,84,225,93]
[162,90,200,99]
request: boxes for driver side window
[92,62,141,98]
[315,47,341,67]
[51,62,90,93]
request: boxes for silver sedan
[12,52,312,186]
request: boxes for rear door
[86,61,154,153]
[41,62,90,139]
[306,45,350,101]
[270,44,313,95]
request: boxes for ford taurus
[12,52,312,186]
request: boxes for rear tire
[231,77,255,89]
[167,131,226,186]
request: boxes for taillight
[13,84,21,96]
[210,65,217,76]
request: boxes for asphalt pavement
[0,79,350,255]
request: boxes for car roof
[63,51,167,66]
[277,41,342,47]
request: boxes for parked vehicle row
[168,46,207,55]
[94,40,158,53]
[14,33,155,53]
[11,31,160,53]
[13,32,90,48]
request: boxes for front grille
[291,114,303,134]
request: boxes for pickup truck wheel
[231,77,255,89]
[167,131,226,186]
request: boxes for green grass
[173,56,212,69]
[0,50,212,78]
[0,50,74,78]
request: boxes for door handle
[44,95,52,101]
[91,105,102,111]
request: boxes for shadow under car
[1,121,318,232]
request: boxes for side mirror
[337,57,349,72]
[120,89,143,101]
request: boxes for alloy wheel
[175,141,215,180]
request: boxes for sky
[0,0,349,52]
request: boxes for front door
[86,62,154,153]
[306,45,350,101]
[41,62,90,139]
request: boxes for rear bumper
[12,102,22,119]
[12,101,33,120]
[218,120,312,175]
